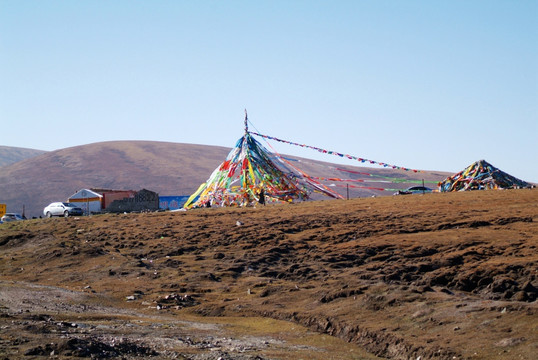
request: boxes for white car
[43,202,84,218]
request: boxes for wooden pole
[347,184,349,200]
[244,109,248,134]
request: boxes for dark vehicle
[43,202,84,217]
[394,186,433,195]
[1,213,24,222]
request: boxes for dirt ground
[1,189,537,359]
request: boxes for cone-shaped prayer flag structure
[438,160,531,192]
[183,130,314,208]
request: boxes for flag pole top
[244,109,248,134]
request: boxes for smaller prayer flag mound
[438,159,532,192]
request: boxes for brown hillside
[0,141,230,218]
[0,141,449,218]
[0,146,46,168]
[0,189,536,359]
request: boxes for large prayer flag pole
[183,112,318,208]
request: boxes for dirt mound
[1,189,537,359]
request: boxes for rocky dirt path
[0,280,379,359]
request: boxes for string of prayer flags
[250,132,420,173]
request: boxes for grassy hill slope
[0,141,230,218]
[0,189,536,359]
[0,146,46,168]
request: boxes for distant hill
[0,140,450,218]
[0,146,47,168]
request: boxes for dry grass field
[1,188,537,359]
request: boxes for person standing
[258,188,265,206]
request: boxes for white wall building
[68,189,103,215]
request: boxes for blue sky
[1,1,537,182]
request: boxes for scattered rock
[511,291,528,301]
[157,293,198,309]
[495,337,526,347]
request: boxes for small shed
[68,189,103,215]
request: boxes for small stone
[512,291,527,301]
[522,281,537,292]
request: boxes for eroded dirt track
[1,189,537,359]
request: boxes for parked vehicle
[43,202,84,217]
[394,186,433,195]
[1,213,24,222]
